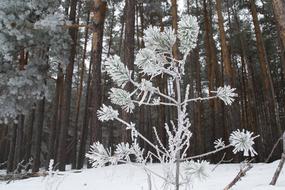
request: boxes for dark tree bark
[89,0,107,143]
[249,0,282,142]
[13,115,24,172]
[77,55,93,169]
[71,11,90,170]
[32,98,45,172]
[57,0,78,171]
[122,0,136,142]
[47,65,63,165]
[7,124,17,173]
[272,0,285,49]
[24,108,35,164]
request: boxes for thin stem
[133,100,177,107]
[179,144,232,162]
[116,117,168,156]
[182,95,218,105]
[129,78,178,104]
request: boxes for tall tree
[57,0,78,171]
[89,0,108,143]
[249,0,282,141]
[122,0,136,142]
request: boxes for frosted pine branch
[97,104,119,121]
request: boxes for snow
[0,161,284,190]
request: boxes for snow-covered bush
[86,15,258,190]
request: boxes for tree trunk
[171,0,179,59]
[122,0,135,142]
[215,0,233,85]
[272,0,285,49]
[24,108,35,164]
[13,115,24,173]
[89,0,107,143]
[47,65,63,165]
[249,0,282,143]
[32,98,45,172]
[77,55,93,169]
[71,11,90,170]
[7,124,17,173]
[57,0,78,171]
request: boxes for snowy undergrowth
[0,162,284,190]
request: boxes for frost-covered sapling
[86,15,258,190]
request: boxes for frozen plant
[44,159,63,190]
[87,14,258,190]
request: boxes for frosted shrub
[87,15,258,190]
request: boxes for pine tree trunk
[57,0,78,171]
[122,0,135,142]
[249,0,282,145]
[71,11,90,170]
[32,98,45,172]
[171,0,179,59]
[272,0,285,49]
[215,0,233,85]
[48,65,63,164]
[203,0,223,158]
[7,124,17,173]
[24,108,35,163]
[13,115,24,172]
[77,55,93,169]
[89,0,107,143]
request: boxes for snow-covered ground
[0,161,284,190]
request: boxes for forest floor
[0,160,284,190]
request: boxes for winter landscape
[1,0,285,189]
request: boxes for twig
[211,153,227,172]
[179,145,232,162]
[224,162,253,190]
[270,153,285,185]
[265,136,282,163]
[269,132,285,185]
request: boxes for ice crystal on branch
[230,129,258,157]
[178,15,199,54]
[214,85,238,105]
[135,48,164,77]
[144,26,176,53]
[214,138,225,149]
[86,142,115,167]
[97,104,119,121]
[184,160,210,180]
[104,55,131,87]
[109,88,135,113]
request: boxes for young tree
[86,14,258,190]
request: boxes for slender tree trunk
[7,124,17,173]
[57,0,78,171]
[171,0,179,59]
[13,115,24,172]
[32,98,45,172]
[77,55,93,169]
[24,108,35,163]
[89,0,107,143]
[122,0,135,142]
[48,65,63,164]
[71,11,90,169]
[203,0,223,158]
[215,0,233,85]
